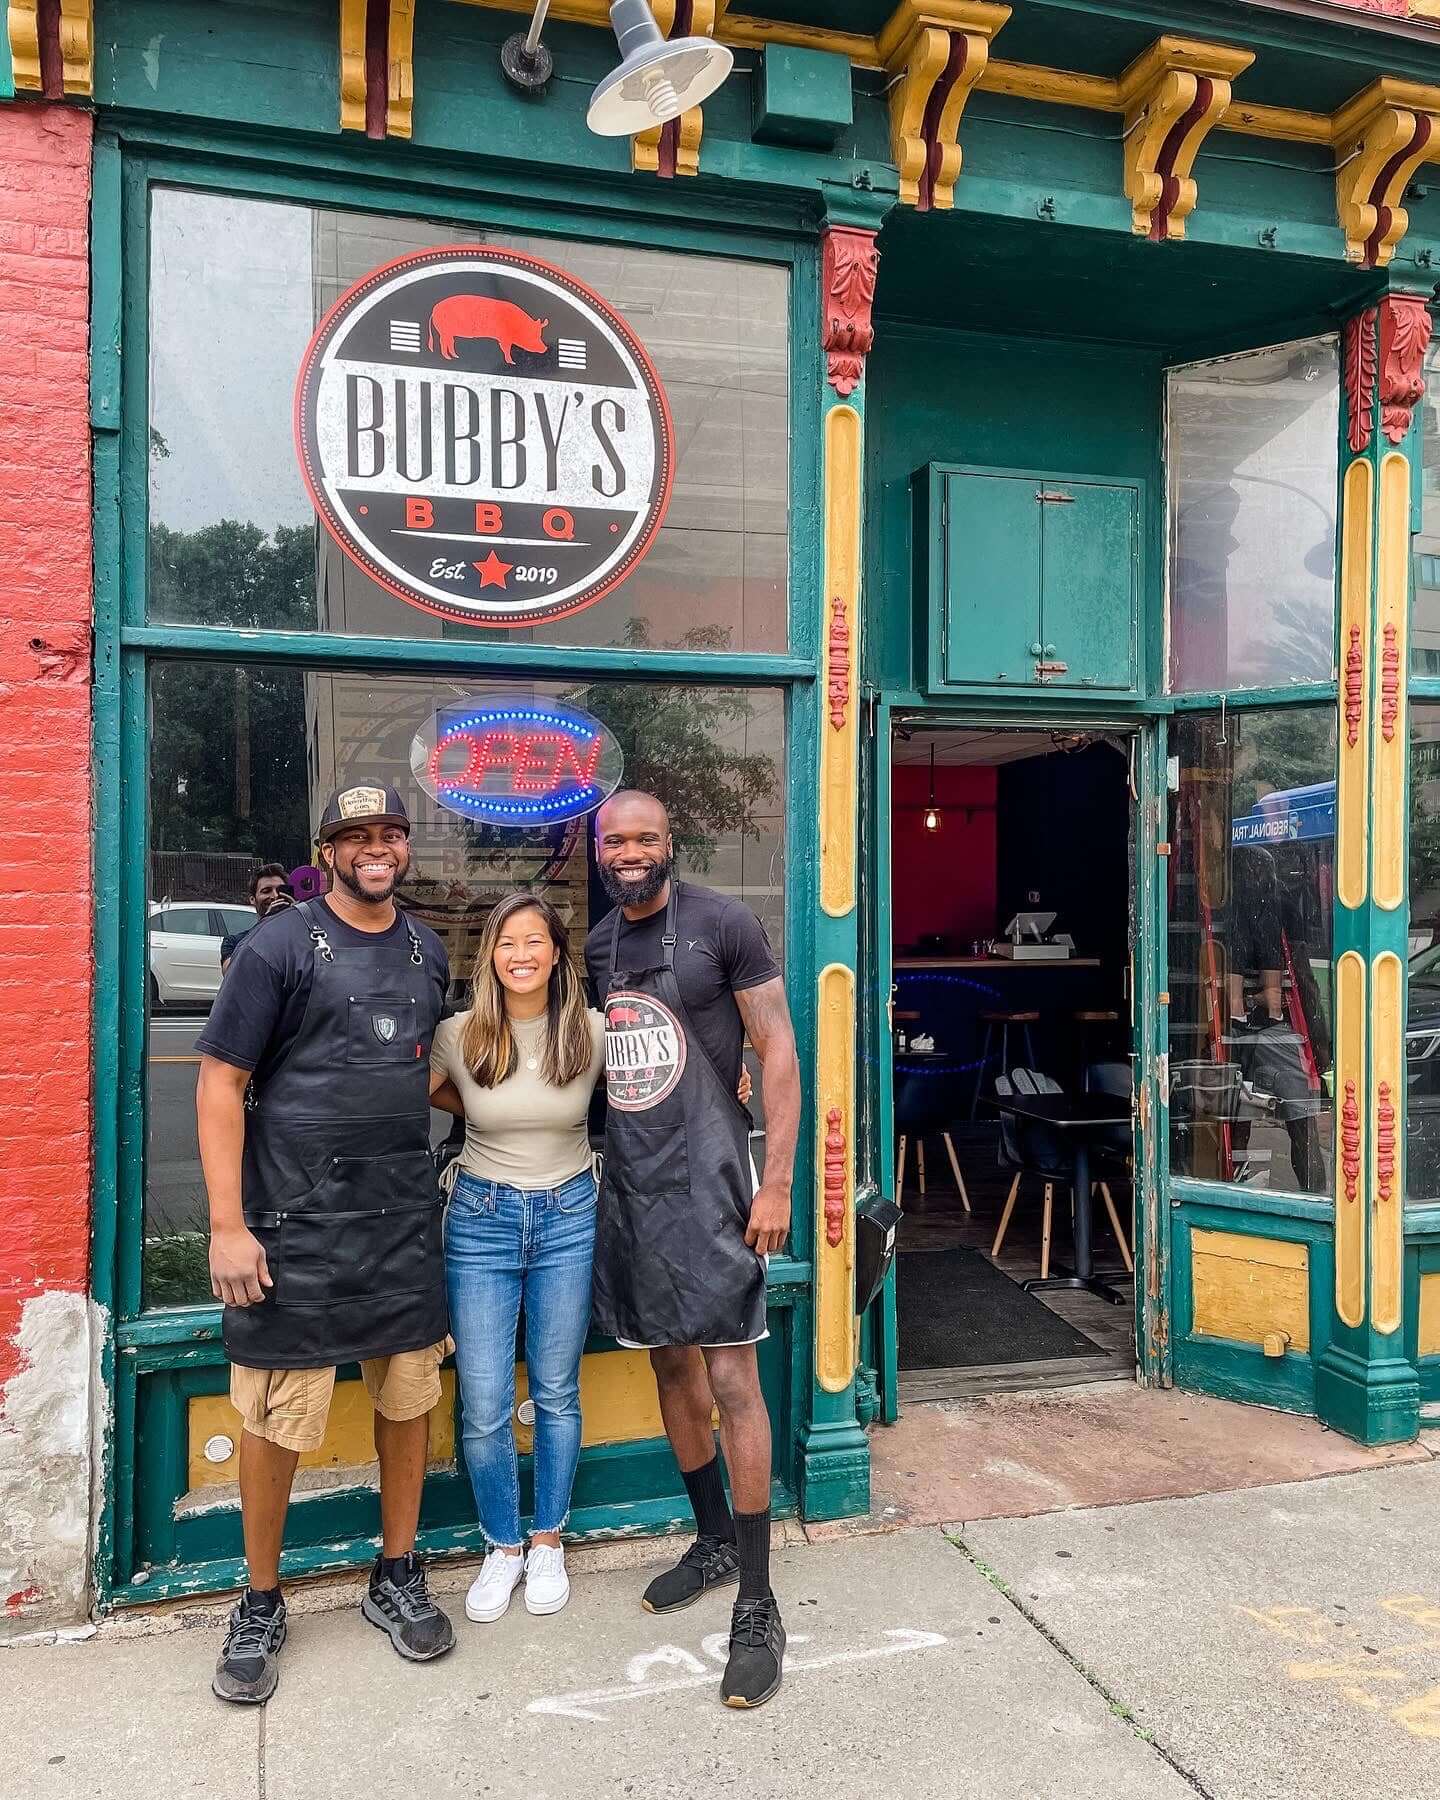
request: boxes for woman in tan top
[429,892,603,1625]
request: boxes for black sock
[246,1584,282,1614]
[681,1454,735,1544]
[380,1551,414,1583]
[734,1508,771,1602]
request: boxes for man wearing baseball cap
[196,782,454,1702]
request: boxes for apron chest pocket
[276,1201,442,1309]
[346,995,418,1064]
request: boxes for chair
[989,1072,1070,1279]
[1078,1060,1136,1271]
[970,1011,1041,1118]
[894,1068,971,1212]
[1074,1011,1122,1088]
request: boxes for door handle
[1043,643,1056,656]
[1030,641,1044,657]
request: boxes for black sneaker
[361,1553,456,1662]
[641,1534,741,1614]
[212,1590,287,1704]
[721,1593,786,1709]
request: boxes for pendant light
[587,0,734,136]
[923,743,943,833]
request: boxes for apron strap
[297,899,335,964]
[608,881,682,978]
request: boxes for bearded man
[196,784,454,1702]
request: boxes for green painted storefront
[47,0,1440,1606]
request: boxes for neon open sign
[411,699,624,825]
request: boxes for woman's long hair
[460,892,593,1090]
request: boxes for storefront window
[1168,341,1339,692]
[1167,707,1337,1196]
[1408,705,1440,1203]
[1414,349,1440,673]
[148,189,790,652]
[143,662,785,1308]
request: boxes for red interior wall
[890,767,998,949]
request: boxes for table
[894,957,1102,970]
[992,1092,1132,1304]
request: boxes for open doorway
[888,724,1138,1402]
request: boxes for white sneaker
[465,1548,525,1623]
[524,1543,570,1615]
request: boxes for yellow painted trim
[1335,949,1367,1330]
[877,3,1010,209]
[821,405,861,919]
[1114,38,1254,240]
[1217,100,1332,145]
[885,24,953,208]
[815,962,857,1394]
[1371,950,1404,1335]
[7,0,92,95]
[1338,458,1373,912]
[388,0,417,140]
[514,1349,669,1452]
[1420,1271,1440,1357]
[1413,0,1440,21]
[339,0,369,134]
[187,1372,458,1491]
[1334,81,1440,266]
[1190,1228,1310,1352]
[1375,451,1409,910]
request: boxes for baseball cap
[316,783,411,844]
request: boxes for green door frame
[858,702,1172,1417]
[89,122,833,1606]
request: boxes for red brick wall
[0,105,94,1389]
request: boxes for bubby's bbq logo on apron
[294,246,674,629]
[604,991,687,1111]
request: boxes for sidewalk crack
[257,1702,267,1800]
[943,1530,1216,1799]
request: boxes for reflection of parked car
[1409,942,1440,1200]
[149,902,255,1008]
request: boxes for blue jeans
[445,1167,596,1546]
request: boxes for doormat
[896,1246,1105,1370]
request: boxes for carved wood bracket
[821,226,880,397]
[8,0,93,97]
[878,2,1010,210]
[340,0,416,139]
[1343,307,1379,453]
[1378,293,1433,444]
[1333,79,1440,268]
[1115,38,1253,241]
[632,0,714,179]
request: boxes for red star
[474,551,513,588]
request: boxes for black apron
[592,883,766,1347]
[224,901,448,1369]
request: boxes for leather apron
[224,901,448,1369]
[592,883,766,1347]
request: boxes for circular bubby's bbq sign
[604,991,687,1112]
[294,246,674,628]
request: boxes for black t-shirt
[197,899,450,1084]
[219,927,251,967]
[584,882,779,1088]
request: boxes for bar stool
[969,1010,1041,1118]
[1073,1010,1122,1089]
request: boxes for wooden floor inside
[896,1127,1137,1402]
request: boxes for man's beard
[598,854,673,908]
[333,851,409,906]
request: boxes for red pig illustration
[608,1005,644,1026]
[427,294,549,365]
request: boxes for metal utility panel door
[936,469,1140,693]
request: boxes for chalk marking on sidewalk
[528,1627,947,1722]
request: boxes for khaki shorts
[230,1339,452,1453]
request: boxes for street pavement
[4,1459,1439,1798]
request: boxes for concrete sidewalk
[5,1452,1439,1798]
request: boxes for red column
[0,101,94,1629]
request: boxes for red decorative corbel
[1344,625,1365,748]
[1343,308,1378,453]
[827,597,851,730]
[1381,622,1401,742]
[821,227,879,398]
[1379,294,1432,443]
[1341,1080,1361,1204]
[1376,1081,1397,1204]
[823,1107,847,1248]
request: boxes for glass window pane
[143,663,785,1309]
[1408,704,1440,1203]
[148,190,789,653]
[1168,341,1339,692]
[1414,349,1440,674]
[219,907,257,934]
[1167,707,1336,1197]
